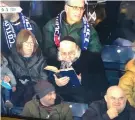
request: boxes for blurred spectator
[110,1,135,44]
[1,53,16,108]
[22,80,73,120]
[43,0,102,61]
[8,29,47,106]
[83,86,135,120]
[1,1,42,56]
[95,1,121,45]
[45,36,108,103]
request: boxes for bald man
[83,86,135,120]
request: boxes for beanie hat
[34,81,55,99]
[61,36,77,44]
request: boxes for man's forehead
[66,0,85,6]
[60,41,76,51]
[107,89,125,98]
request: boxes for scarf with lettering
[54,10,91,50]
[3,12,33,49]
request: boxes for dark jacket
[47,51,108,103]
[1,17,42,57]
[82,99,135,120]
[22,95,73,120]
[43,12,102,60]
[110,2,135,43]
[8,46,47,83]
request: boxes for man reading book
[45,36,108,103]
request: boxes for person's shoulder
[126,103,135,114]
[24,100,34,106]
[90,99,106,110]
[45,17,56,28]
[25,98,38,107]
[55,102,70,110]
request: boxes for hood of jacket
[1,56,8,68]
[125,59,135,73]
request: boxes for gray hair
[65,0,86,5]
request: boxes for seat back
[101,45,134,85]
[64,101,88,119]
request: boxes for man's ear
[104,95,107,102]
[64,4,68,13]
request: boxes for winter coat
[82,99,135,120]
[1,56,16,87]
[22,95,73,120]
[8,46,48,83]
[43,11,102,60]
[47,51,108,103]
[119,59,135,108]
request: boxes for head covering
[61,36,77,44]
[34,81,55,99]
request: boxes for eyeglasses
[23,42,34,47]
[60,51,76,57]
[67,4,85,11]
[110,96,125,102]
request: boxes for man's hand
[77,73,81,83]
[107,107,119,119]
[12,86,16,92]
[54,74,70,87]
[4,76,11,83]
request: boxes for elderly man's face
[105,87,127,114]
[58,41,79,62]
[65,0,85,24]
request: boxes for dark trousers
[4,89,11,101]
[11,82,35,107]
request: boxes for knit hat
[34,81,55,99]
[61,36,77,44]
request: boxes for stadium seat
[101,45,134,85]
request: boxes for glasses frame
[67,4,85,11]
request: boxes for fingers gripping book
[45,66,81,87]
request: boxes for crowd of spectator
[1,0,135,119]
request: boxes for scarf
[54,10,91,50]
[3,12,33,49]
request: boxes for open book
[45,66,81,87]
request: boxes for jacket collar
[125,59,135,73]
[10,46,42,68]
